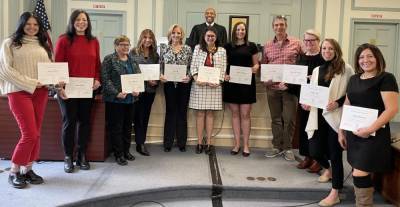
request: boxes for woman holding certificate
[102,35,140,166]
[131,29,160,156]
[295,30,324,172]
[159,24,192,152]
[189,27,226,154]
[338,44,398,206]
[0,12,52,189]
[223,22,258,157]
[55,10,101,173]
[304,38,354,206]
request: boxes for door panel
[353,22,400,121]
[89,13,123,60]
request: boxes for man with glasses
[262,15,301,161]
[186,8,227,50]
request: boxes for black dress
[346,72,399,172]
[223,42,258,104]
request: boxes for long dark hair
[65,9,95,43]
[10,12,52,60]
[199,26,219,52]
[322,38,345,81]
[230,21,249,47]
[354,43,386,75]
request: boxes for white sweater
[305,63,354,138]
[0,36,51,94]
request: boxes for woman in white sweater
[0,12,52,189]
[304,38,354,206]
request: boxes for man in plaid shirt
[263,15,301,161]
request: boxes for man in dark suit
[186,8,228,50]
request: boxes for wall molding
[351,0,400,12]
[72,0,127,3]
[321,0,327,39]
[338,0,345,45]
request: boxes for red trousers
[8,88,48,166]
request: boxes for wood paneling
[0,96,108,161]
[374,144,400,206]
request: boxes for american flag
[34,0,53,50]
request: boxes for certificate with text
[139,64,160,80]
[65,77,93,98]
[340,105,378,136]
[197,66,221,84]
[37,62,69,84]
[282,65,308,85]
[229,65,252,85]
[299,84,329,109]
[164,64,187,82]
[260,64,283,82]
[121,74,145,93]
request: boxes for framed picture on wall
[228,15,249,41]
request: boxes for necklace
[207,45,216,53]
[360,72,376,79]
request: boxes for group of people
[0,7,398,207]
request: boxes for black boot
[124,152,136,161]
[136,144,150,156]
[64,156,74,173]
[76,152,90,170]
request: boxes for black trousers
[298,105,311,156]
[309,109,344,190]
[163,82,191,148]
[105,102,134,157]
[134,92,156,145]
[58,97,93,157]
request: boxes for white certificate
[229,65,252,85]
[37,62,69,84]
[261,64,283,82]
[139,64,160,81]
[282,65,308,85]
[121,74,145,93]
[197,66,221,84]
[164,64,187,82]
[340,105,378,136]
[299,84,329,109]
[64,77,93,98]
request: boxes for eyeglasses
[304,39,317,43]
[118,43,131,47]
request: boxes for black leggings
[309,110,344,189]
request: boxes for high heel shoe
[230,147,240,155]
[195,144,203,154]
[204,145,213,155]
[242,151,250,157]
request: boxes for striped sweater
[0,36,51,94]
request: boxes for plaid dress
[189,45,226,110]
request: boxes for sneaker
[264,148,283,158]
[283,150,295,161]
[25,170,44,184]
[8,172,27,189]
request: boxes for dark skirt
[346,126,393,173]
[223,74,256,104]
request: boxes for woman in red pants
[0,12,52,189]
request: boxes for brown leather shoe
[297,156,312,169]
[307,160,322,173]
